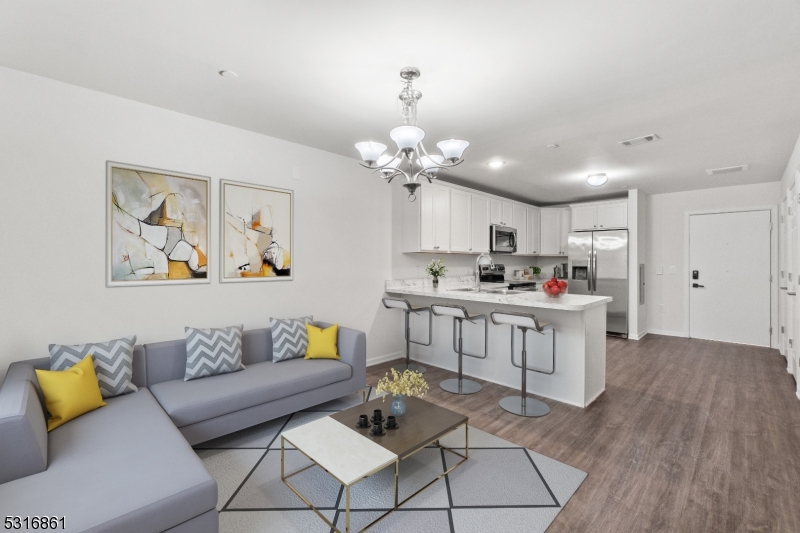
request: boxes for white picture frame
[106,161,211,287]
[220,179,294,283]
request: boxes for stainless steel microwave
[490,225,517,253]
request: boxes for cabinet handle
[600,225,604,227]
[434,246,439,250]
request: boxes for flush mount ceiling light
[218,70,238,78]
[587,173,608,187]
[488,161,505,168]
[355,67,469,201]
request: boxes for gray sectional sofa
[0,322,367,533]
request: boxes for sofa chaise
[0,322,367,532]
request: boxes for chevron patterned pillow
[49,335,138,398]
[184,325,245,381]
[270,316,313,363]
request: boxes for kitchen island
[385,277,611,408]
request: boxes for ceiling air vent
[706,165,749,176]
[618,134,660,147]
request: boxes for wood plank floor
[367,335,800,532]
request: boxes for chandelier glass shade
[355,67,469,201]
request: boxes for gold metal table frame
[281,422,469,533]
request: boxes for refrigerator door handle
[592,250,598,293]
[588,252,593,292]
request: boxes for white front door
[689,210,771,346]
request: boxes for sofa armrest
[314,322,366,388]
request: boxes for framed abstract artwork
[220,180,293,282]
[106,162,210,287]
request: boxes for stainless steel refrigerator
[568,230,628,336]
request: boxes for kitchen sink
[483,289,525,295]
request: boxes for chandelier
[355,67,470,202]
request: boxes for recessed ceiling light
[587,173,608,187]
[219,70,238,78]
[546,144,559,149]
[488,161,505,168]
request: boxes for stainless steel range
[479,264,538,291]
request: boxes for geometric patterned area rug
[194,388,587,533]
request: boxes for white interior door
[689,210,771,346]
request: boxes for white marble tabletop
[385,278,611,311]
[281,416,397,486]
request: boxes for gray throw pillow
[270,316,313,363]
[184,325,245,381]
[49,335,138,398]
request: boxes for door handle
[692,283,705,288]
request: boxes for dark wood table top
[330,396,468,459]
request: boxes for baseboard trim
[367,351,404,367]
[797,390,800,401]
[629,331,648,341]
[647,329,687,338]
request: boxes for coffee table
[281,396,469,533]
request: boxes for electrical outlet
[669,266,676,275]
[656,266,663,275]
[659,304,665,312]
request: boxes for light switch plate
[656,266,663,275]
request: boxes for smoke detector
[619,134,660,147]
[706,165,749,176]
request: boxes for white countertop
[385,279,611,311]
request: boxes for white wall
[0,66,401,382]
[647,182,781,337]
[627,189,648,339]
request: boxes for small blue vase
[390,395,407,417]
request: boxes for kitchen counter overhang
[384,278,608,408]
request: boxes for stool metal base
[499,396,550,417]
[440,378,482,395]
[391,362,427,374]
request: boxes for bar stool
[382,298,432,374]
[430,304,488,395]
[490,310,555,417]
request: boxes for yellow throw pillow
[305,324,340,360]
[35,355,106,431]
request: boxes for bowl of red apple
[541,278,568,297]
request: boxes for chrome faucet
[475,253,493,290]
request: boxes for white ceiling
[2,0,800,204]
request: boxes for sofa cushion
[49,335,139,398]
[0,379,48,484]
[270,316,312,362]
[184,325,245,381]
[145,328,270,387]
[150,358,352,427]
[0,388,217,533]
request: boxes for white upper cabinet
[559,207,571,254]
[528,207,541,255]
[572,205,597,231]
[502,202,514,227]
[471,194,491,253]
[489,199,502,225]
[416,182,450,252]
[512,204,527,255]
[419,185,436,251]
[450,189,472,252]
[540,208,562,255]
[596,202,627,229]
[432,184,451,252]
[571,200,628,230]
